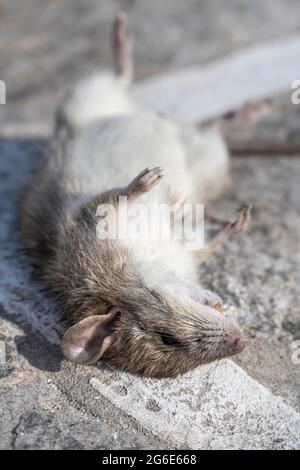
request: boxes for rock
[282,314,300,339]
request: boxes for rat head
[62,283,245,377]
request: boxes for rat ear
[61,307,120,364]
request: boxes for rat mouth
[213,305,245,355]
[204,332,245,362]
[207,305,246,358]
[229,334,245,355]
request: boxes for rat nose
[227,330,245,355]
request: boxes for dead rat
[21,12,250,378]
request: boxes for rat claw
[232,204,252,233]
[128,167,164,197]
[138,167,164,190]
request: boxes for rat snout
[226,328,245,356]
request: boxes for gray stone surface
[0,140,299,450]
[0,0,300,450]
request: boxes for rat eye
[159,332,181,347]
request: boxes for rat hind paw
[113,10,134,85]
[215,204,251,240]
[194,204,252,263]
[231,204,251,233]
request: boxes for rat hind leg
[55,11,135,135]
[193,204,251,263]
[113,10,134,86]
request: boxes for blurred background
[1,0,300,138]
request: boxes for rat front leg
[161,282,223,310]
[187,285,223,308]
[84,167,164,215]
[194,204,251,263]
[125,167,164,201]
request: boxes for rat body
[21,13,249,377]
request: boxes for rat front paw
[189,286,223,309]
[129,167,164,196]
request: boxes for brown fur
[22,163,245,378]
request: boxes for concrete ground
[0,0,300,449]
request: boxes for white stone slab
[133,35,300,123]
